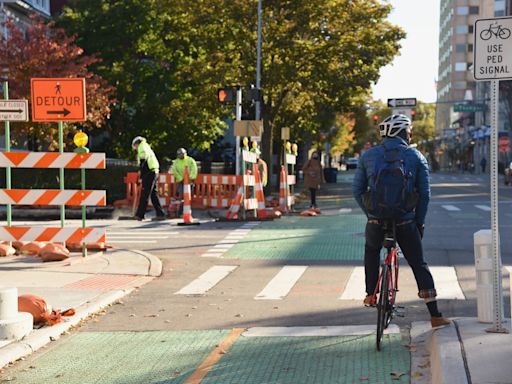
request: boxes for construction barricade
[178,166,199,226]
[279,145,297,213]
[0,152,107,250]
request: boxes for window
[495,10,505,17]
[469,25,474,34]
[456,44,466,53]
[455,62,467,71]
[454,81,467,90]
[468,44,473,52]
[455,25,468,34]
[457,6,469,15]
[469,6,479,15]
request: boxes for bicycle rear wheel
[376,265,390,351]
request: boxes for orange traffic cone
[226,185,244,220]
[178,166,200,226]
[278,165,287,212]
[254,166,267,219]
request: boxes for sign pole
[58,121,65,228]
[488,79,507,333]
[3,81,11,227]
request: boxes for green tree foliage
[59,0,404,164]
[329,114,357,157]
[412,102,436,153]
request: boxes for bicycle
[368,220,401,351]
[480,22,511,41]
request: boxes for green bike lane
[2,179,416,384]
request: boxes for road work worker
[131,136,166,221]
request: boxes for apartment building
[0,0,51,36]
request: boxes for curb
[119,248,162,277]
[429,319,469,384]
[0,287,137,369]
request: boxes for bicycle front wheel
[376,265,390,351]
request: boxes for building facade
[436,0,511,171]
[1,0,51,37]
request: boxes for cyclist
[352,114,450,328]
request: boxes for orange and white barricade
[0,152,107,246]
[253,166,267,219]
[178,166,199,226]
[282,152,297,211]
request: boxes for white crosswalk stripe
[441,205,461,211]
[175,265,238,295]
[255,266,308,300]
[475,205,491,211]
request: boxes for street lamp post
[255,0,262,120]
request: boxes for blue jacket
[352,137,430,225]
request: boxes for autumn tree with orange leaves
[0,17,114,151]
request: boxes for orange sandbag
[0,244,16,256]
[311,208,322,214]
[40,243,69,262]
[300,209,317,217]
[18,294,75,326]
[20,241,45,255]
[12,241,25,251]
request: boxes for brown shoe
[431,316,451,328]
[363,295,375,307]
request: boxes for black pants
[136,172,165,218]
[309,188,317,207]
[364,221,435,297]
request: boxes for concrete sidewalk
[0,248,161,369]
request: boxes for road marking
[243,325,400,337]
[232,229,251,233]
[340,266,465,300]
[255,266,308,300]
[175,265,238,295]
[475,205,491,211]
[441,205,461,211]
[108,236,169,239]
[107,231,179,235]
[430,266,465,300]
[184,328,244,384]
[108,240,157,244]
[201,253,224,258]
[339,266,365,300]
[219,239,239,244]
[224,236,245,240]
[339,208,352,214]
[213,243,235,249]
[205,248,227,253]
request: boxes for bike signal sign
[474,17,512,81]
[31,78,87,122]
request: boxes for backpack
[363,144,418,220]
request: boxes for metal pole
[3,81,11,227]
[235,88,242,176]
[255,0,262,120]
[58,121,65,228]
[81,167,87,257]
[487,79,507,333]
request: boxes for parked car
[346,157,359,170]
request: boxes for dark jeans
[136,172,165,218]
[309,188,317,207]
[364,221,435,297]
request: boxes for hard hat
[177,148,187,156]
[132,136,144,148]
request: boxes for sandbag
[20,241,45,256]
[0,244,16,256]
[40,243,69,262]
[18,294,75,326]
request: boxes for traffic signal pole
[255,0,262,120]
[235,88,242,176]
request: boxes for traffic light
[411,109,416,120]
[217,87,235,104]
[373,115,379,125]
[249,87,262,102]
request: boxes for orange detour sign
[31,78,87,122]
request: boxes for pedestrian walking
[302,152,324,208]
[131,136,166,221]
[171,148,198,215]
[480,157,487,173]
[352,114,450,328]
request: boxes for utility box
[474,229,503,323]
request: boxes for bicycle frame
[372,244,399,305]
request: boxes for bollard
[0,287,32,340]
[474,230,504,323]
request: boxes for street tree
[0,17,114,151]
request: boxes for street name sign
[30,78,87,122]
[474,17,512,80]
[454,104,486,112]
[0,100,28,121]
[387,98,416,108]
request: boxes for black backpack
[363,144,418,220]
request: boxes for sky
[372,0,440,103]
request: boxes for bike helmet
[378,114,412,138]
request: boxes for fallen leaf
[218,349,226,354]
[390,372,405,380]
[129,314,136,317]
[144,314,159,318]
[186,313,192,317]
[192,306,198,310]
[235,313,243,318]
[164,320,171,323]
[49,336,56,341]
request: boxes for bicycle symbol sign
[474,17,512,81]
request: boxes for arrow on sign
[47,108,71,117]
[388,99,397,107]
[0,109,23,114]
